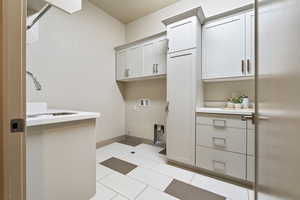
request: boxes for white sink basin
[27,102,47,116]
[27,112,77,119]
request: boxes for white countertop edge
[196,107,254,115]
[26,109,100,127]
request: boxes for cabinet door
[155,39,167,75]
[142,42,156,76]
[246,11,255,76]
[116,50,127,80]
[167,50,196,165]
[127,46,143,77]
[167,17,196,53]
[202,15,246,79]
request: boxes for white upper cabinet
[202,15,245,80]
[142,39,167,76]
[154,39,168,75]
[167,17,198,53]
[116,50,127,80]
[142,42,156,76]
[202,11,255,80]
[245,11,255,76]
[127,46,143,77]
[116,36,167,81]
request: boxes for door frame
[1,0,27,199]
[254,0,258,199]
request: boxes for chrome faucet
[26,70,42,91]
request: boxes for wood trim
[0,0,4,198]
[1,0,26,199]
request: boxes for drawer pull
[213,160,226,173]
[212,137,226,148]
[212,119,226,127]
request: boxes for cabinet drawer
[196,146,246,180]
[197,115,246,129]
[247,155,255,182]
[197,125,246,154]
[247,129,255,156]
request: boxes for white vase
[242,98,250,109]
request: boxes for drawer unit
[247,129,255,156]
[196,113,255,181]
[196,124,247,154]
[247,155,255,182]
[196,146,246,180]
[196,115,246,129]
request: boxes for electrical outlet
[138,98,151,107]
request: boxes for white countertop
[196,107,254,115]
[26,109,100,127]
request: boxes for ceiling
[89,0,179,24]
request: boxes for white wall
[126,0,253,42]
[204,80,255,102]
[27,0,126,142]
[124,79,166,141]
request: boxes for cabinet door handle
[165,101,169,112]
[124,68,130,77]
[213,160,226,173]
[212,119,226,127]
[241,60,245,74]
[247,59,250,74]
[153,64,155,74]
[212,137,226,147]
[156,64,158,74]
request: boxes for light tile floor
[92,142,254,200]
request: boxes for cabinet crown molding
[162,7,206,26]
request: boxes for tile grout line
[108,193,119,200]
[134,185,148,200]
[150,165,196,183]
[127,172,171,192]
[98,181,131,200]
[96,169,115,182]
[189,173,196,183]
[98,143,249,200]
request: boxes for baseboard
[167,160,253,189]
[96,135,155,149]
[96,135,126,149]
[125,135,153,145]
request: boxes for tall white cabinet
[163,8,204,165]
[167,50,197,165]
[202,11,255,80]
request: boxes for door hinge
[10,119,25,133]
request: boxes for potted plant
[226,98,234,109]
[232,97,243,109]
